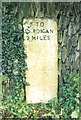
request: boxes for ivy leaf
[71,110,79,118]
[24,81,30,86]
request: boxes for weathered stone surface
[58,31,62,44]
[62,17,70,29]
[68,22,72,36]
[65,58,70,69]
[62,29,67,46]
[79,36,81,51]
[58,52,61,60]
[57,3,80,90]
[70,17,74,22]
[73,24,77,35]
[72,35,78,47]
[23,19,58,103]
[73,56,79,70]
[77,41,79,51]
[75,51,79,61]
[58,45,62,59]
[58,16,62,30]
[62,64,66,76]
[67,39,72,54]
[62,47,67,63]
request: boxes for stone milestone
[23,19,58,103]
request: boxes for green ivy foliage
[2,73,80,119]
[2,5,27,101]
[2,3,80,119]
[58,73,80,118]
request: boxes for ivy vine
[2,3,27,101]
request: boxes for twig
[7,110,22,117]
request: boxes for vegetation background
[1,2,81,119]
